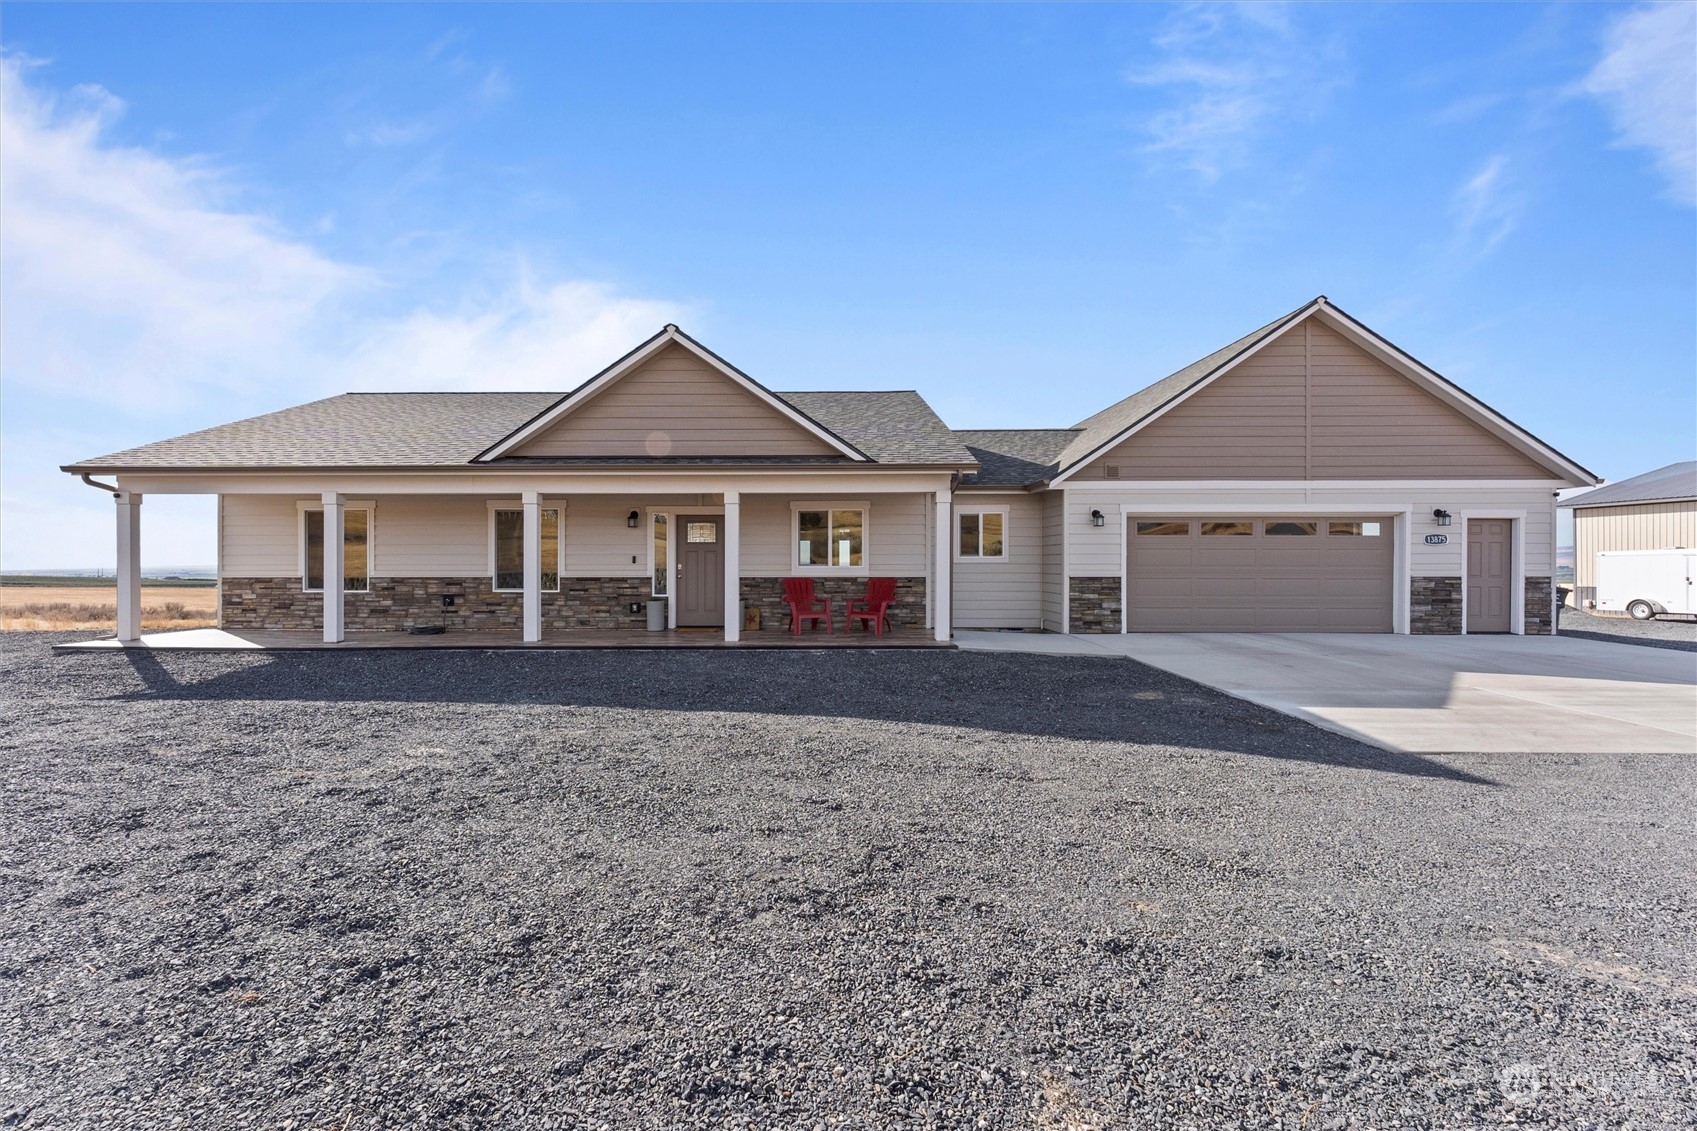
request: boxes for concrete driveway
[956,631,1697,754]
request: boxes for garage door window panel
[1266,521,1318,536]
[1202,521,1254,536]
[1136,521,1191,536]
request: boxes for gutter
[78,473,122,496]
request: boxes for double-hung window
[955,507,1008,561]
[490,507,562,591]
[792,503,867,572]
[302,506,371,592]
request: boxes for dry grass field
[0,584,218,631]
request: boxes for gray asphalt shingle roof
[66,393,562,470]
[1560,461,1697,509]
[953,429,1080,488]
[1054,301,1311,472]
[64,390,974,471]
[774,391,973,465]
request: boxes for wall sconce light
[627,510,641,528]
[1090,509,1106,528]
[1432,509,1453,527]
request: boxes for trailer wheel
[1627,600,1656,621]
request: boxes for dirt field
[0,585,217,631]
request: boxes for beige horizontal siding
[221,495,304,577]
[1075,316,1550,481]
[373,496,487,576]
[512,344,838,458]
[952,494,1043,628]
[739,494,928,577]
[1042,491,1065,630]
[1574,501,1697,588]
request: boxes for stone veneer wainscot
[1523,575,1554,635]
[1068,576,1123,634]
[221,577,648,632]
[1410,576,1463,634]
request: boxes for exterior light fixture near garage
[627,510,641,528]
[1090,509,1106,527]
[1432,509,1453,527]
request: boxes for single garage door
[1128,517,1394,632]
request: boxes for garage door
[1128,517,1394,632]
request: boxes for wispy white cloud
[1125,2,1347,181]
[0,54,360,414]
[1581,2,1696,206]
[0,55,685,567]
[1451,153,1523,261]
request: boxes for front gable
[505,342,843,459]
[1073,313,1556,481]
[480,327,865,462]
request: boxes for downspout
[79,473,122,496]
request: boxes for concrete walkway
[956,630,1697,754]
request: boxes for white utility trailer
[1594,549,1697,620]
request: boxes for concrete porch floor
[54,626,952,651]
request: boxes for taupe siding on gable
[1076,316,1551,480]
[511,344,839,458]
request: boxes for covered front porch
[54,625,953,651]
[93,470,961,647]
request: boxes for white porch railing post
[115,491,143,643]
[723,491,741,643]
[322,492,344,643]
[933,490,952,642]
[522,490,542,643]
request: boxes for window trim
[297,500,374,593]
[789,500,871,576]
[487,501,565,592]
[953,505,1010,563]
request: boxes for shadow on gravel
[95,647,1497,786]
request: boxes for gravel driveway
[4,633,1693,1129]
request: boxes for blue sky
[2,2,1693,569]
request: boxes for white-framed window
[790,501,869,574]
[299,503,373,593]
[955,506,1009,561]
[488,505,563,592]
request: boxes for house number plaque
[1424,534,1448,545]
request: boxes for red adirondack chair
[845,577,898,636]
[781,577,832,635]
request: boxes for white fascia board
[116,469,956,496]
[476,327,868,463]
[1058,478,1570,492]
[1047,300,1324,486]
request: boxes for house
[1560,461,1697,609]
[63,296,1596,645]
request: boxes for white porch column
[723,491,741,642]
[321,492,345,643]
[522,490,542,643]
[114,491,142,643]
[933,490,952,642]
